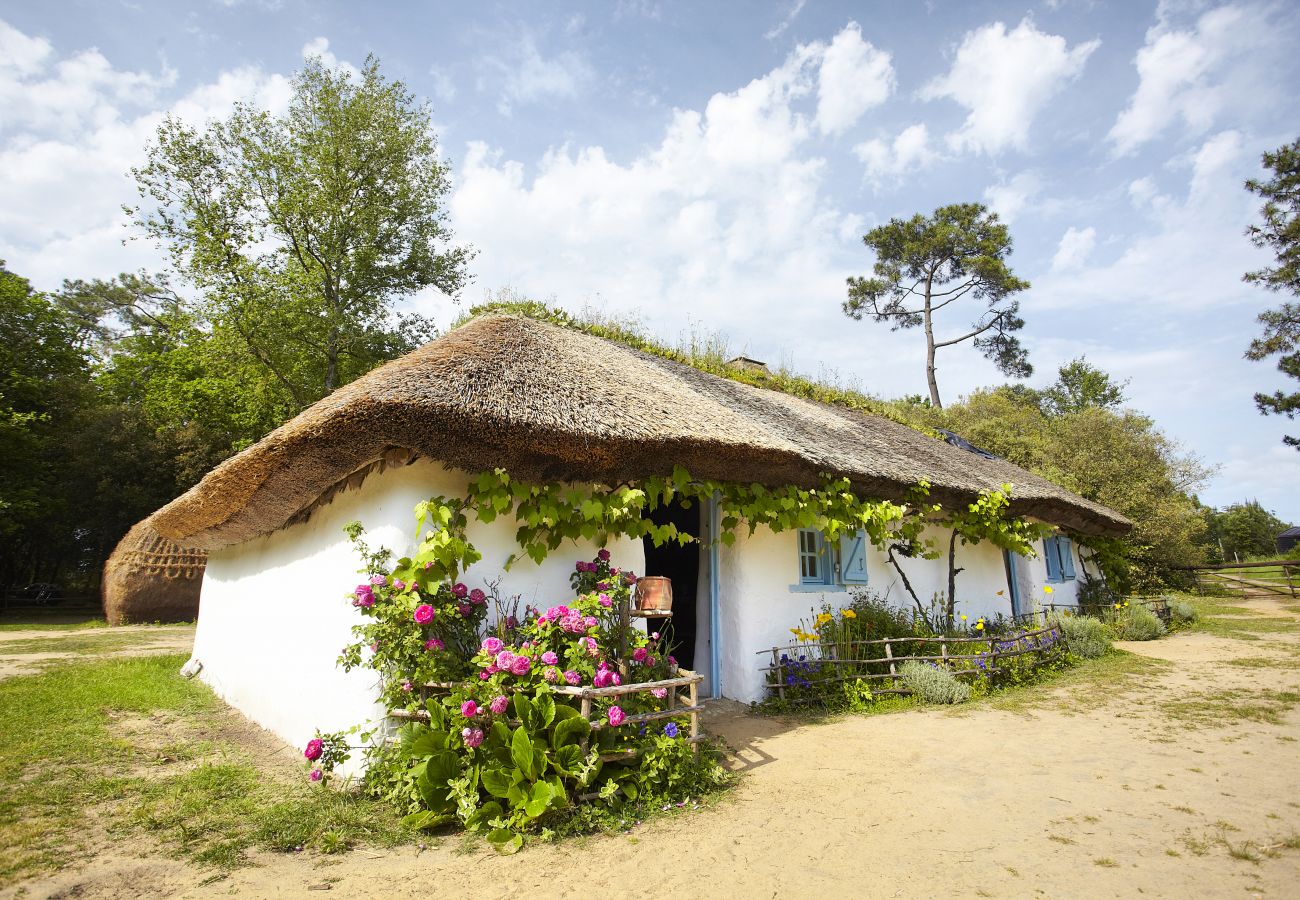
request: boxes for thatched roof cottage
[107,314,1128,751]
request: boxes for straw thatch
[102,520,208,625]
[134,314,1127,556]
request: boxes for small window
[1044,536,1076,583]
[798,529,826,583]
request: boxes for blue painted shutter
[1059,537,1076,579]
[840,530,869,584]
[1044,537,1062,581]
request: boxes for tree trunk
[945,530,962,630]
[923,272,942,408]
[324,326,340,393]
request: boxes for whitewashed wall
[192,458,644,771]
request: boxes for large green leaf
[401,809,453,831]
[416,750,460,813]
[425,699,447,731]
[464,799,503,833]
[552,744,583,775]
[524,781,553,818]
[551,703,580,723]
[534,692,556,728]
[553,716,589,748]
[480,768,512,799]
[512,694,533,730]
[407,730,447,757]
[486,828,523,855]
[511,726,534,780]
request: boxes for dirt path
[10,594,1300,899]
[0,624,195,681]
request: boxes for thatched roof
[102,521,207,625]
[141,314,1129,550]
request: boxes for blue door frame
[1002,550,1023,617]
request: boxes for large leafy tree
[1039,357,1129,416]
[1205,500,1291,562]
[129,54,471,407]
[844,203,1030,408]
[1244,137,1300,448]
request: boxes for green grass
[1160,689,1300,728]
[0,617,108,632]
[0,632,173,656]
[0,654,408,887]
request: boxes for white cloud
[0,19,52,76]
[428,67,456,104]
[301,36,360,81]
[921,19,1098,155]
[1109,3,1280,156]
[853,123,934,182]
[485,33,595,115]
[814,22,894,135]
[1050,226,1097,271]
[765,0,807,41]
[982,171,1043,222]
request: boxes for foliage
[1110,603,1166,641]
[1169,600,1198,627]
[1038,357,1130,416]
[843,202,1031,407]
[1050,612,1112,660]
[129,54,469,403]
[1203,499,1292,562]
[1243,137,1300,448]
[898,660,971,704]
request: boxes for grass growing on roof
[0,654,408,886]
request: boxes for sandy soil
[7,592,1300,900]
[0,624,195,681]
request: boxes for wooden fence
[391,668,704,760]
[759,623,1065,703]
[1183,560,1299,599]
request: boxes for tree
[1206,500,1291,562]
[844,203,1030,408]
[129,54,471,408]
[1244,137,1300,448]
[1040,357,1129,416]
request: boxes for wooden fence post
[884,640,897,688]
[771,648,786,701]
[688,678,700,759]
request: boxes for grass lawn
[0,654,409,887]
[0,617,109,632]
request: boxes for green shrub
[1051,613,1112,659]
[1170,601,1198,626]
[898,660,971,704]
[1112,604,1165,641]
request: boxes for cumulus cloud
[1109,3,1281,156]
[483,32,595,115]
[982,171,1043,223]
[301,36,361,81]
[853,123,934,182]
[813,22,894,136]
[921,19,1098,155]
[1050,226,1097,271]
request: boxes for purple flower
[309,768,323,782]
[596,582,610,591]
[425,638,444,651]
[510,655,532,677]
[632,647,648,663]
[469,588,486,605]
[563,670,581,686]
[452,583,469,599]
[461,700,478,718]
[607,706,626,727]
[597,549,611,562]
[584,616,598,629]
[624,573,637,585]
[598,594,612,608]
[482,637,504,655]
[490,695,509,715]
[457,603,472,617]
[462,727,484,748]
[541,651,559,665]
[401,681,413,692]
[663,722,679,738]
[304,739,323,761]
[593,669,613,688]
[413,604,435,624]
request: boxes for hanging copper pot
[634,575,673,612]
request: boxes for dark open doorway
[641,498,700,671]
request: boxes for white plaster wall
[193,458,644,771]
[866,525,1016,625]
[1010,536,1098,614]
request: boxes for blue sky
[2,0,1298,521]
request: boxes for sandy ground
[0,624,196,681]
[8,590,1300,900]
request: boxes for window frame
[797,528,832,585]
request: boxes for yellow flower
[1043,586,1054,594]
[789,628,801,636]
[816,613,833,627]
[842,609,857,619]
[975,621,985,631]
[996,590,1005,597]
[960,614,967,621]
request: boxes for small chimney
[727,355,769,374]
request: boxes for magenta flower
[457,604,472,617]
[646,656,655,667]
[651,631,660,640]
[425,638,444,651]
[597,548,611,562]
[612,672,622,686]
[310,768,323,782]
[304,739,323,761]
[413,604,435,625]
[624,573,637,585]
[391,578,406,591]
[632,647,648,663]
[584,637,599,656]
[369,574,386,586]
[485,664,498,675]
[489,695,509,715]
[667,656,678,667]
[462,727,485,748]
[479,671,491,680]
[510,655,532,676]
[461,700,478,718]
[598,594,612,608]
[494,650,515,670]
[607,706,626,727]
[452,582,469,599]
[469,588,486,605]
[593,669,613,688]
[584,616,598,629]
[563,670,581,686]
[482,637,504,655]
[651,687,668,699]
[596,581,610,591]
[541,651,558,665]
[401,681,414,692]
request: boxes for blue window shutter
[1060,537,1076,579]
[1044,537,1062,582]
[840,530,869,584]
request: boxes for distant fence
[760,623,1065,703]
[1181,560,1299,599]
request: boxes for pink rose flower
[598,594,612,608]
[624,573,637,585]
[482,637,504,655]
[369,641,380,653]
[667,656,677,667]
[469,588,486,605]
[461,700,478,718]
[632,647,648,663]
[462,727,485,748]
[543,666,560,683]
[457,604,472,617]
[607,706,626,727]
[413,604,435,625]
[510,655,532,676]
[479,671,491,680]
[541,651,558,665]
[369,574,386,586]
[310,768,323,782]
[563,670,581,686]
[490,695,509,715]
[652,687,668,699]
[452,583,469,599]
[494,650,515,670]
[304,739,323,761]
[584,616,598,629]
[401,681,413,692]
[425,638,444,651]
[593,669,613,688]
[612,672,622,686]
[646,656,656,667]
[536,615,550,627]
[584,637,599,656]
[651,631,660,640]
[391,578,406,591]
[597,548,611,562]
[485,664,499,675]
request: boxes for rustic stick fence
[390,668,705,760]
[1182,560,1299,599]
[759,623,1065,703]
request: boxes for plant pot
[634,575,673,612]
